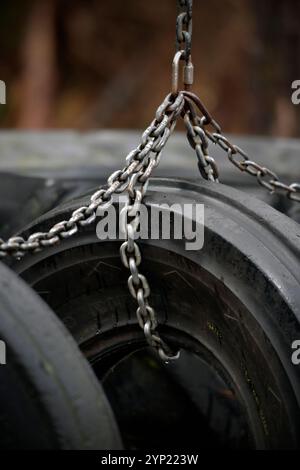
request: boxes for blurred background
[0,0,300,136]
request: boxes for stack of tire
[2,178,300,449]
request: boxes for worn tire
[0,262,122,449]
[10,178,300,449]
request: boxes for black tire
[0,261,122,449]
[10,178,300,449]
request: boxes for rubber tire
[10,178,300,449]
[0,261,122,449]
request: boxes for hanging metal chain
[182,91,219,182]
[181,91,300,201]
[176,0,193,63]
[0,92,184,260]
[117,91,184,361]
[203,121,300,202]
[0,93,186,259]
[1,0,300,361]
[119,182,180,361]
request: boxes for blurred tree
[18,0,57,128]
[0,0,299,137]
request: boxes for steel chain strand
[119,177,180,362]
[202,118,300,201]
[180,91,300,200]
[0,92,185,260]
[118,95,183,361]
[182,95,219,181]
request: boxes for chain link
[176,0,193,63]
[173,0,194,94]
[1,0,300,361]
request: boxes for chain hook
[172,50,194,95]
